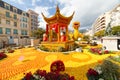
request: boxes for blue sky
[3,0,120,30]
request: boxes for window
[21,30,27,35]
[20,23,27,28]
[20,23,23,28]
[6,12,10,18]
[13,9,17,13]
[6,20,10,24]
[0,18,1,24]
[0,27,3,34]
[23,23,25,28]
[5,5,10,10]
[21,30,24,35]
[21,17,27,22]
[14,22,17,27]
[23,17,25,22]
[13,29,18,34]
[6,28,11,34]
[25,31,27,35]
[25,24,27,27]
[25,18,27,22]
[10,36,12,39]
[23,13,26,16]
[14,14,17,19]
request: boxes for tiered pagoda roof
[41,5,74,25]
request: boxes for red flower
[24,72,33,80]
[0,52,5,54]
[70,76,75,80]
[50,60,65,73]
[98,50,102,55]
[90,48,95,53]
[8,50,14,53]
[0,53,7,59]
[87,68,98,76]
[104,50,109,54]
[36,69,46,76]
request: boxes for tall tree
[94,30,105,37]
[31,28,45,39]
[112,26,120,36]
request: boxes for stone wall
[18,38,31,46]
[0,37,40,48]
[0,37,8,48]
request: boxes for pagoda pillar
[57,25,60,42]
[66,26,68,41]
[49,26,52,42]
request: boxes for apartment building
[28,9,39,32]
[92,4,120,35]
[92,12,111,34]
[110,4,120,27]
[0,0,39,45]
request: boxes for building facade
[92,12,111,34]
[92,4,120,35]
[110,4,120,27]
[27,9,39,33]
[0,0,39,46]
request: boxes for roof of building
[41,5,74,25]
[110,4,120,13]
[28,9,39,16]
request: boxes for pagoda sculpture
[41,5,74,42]
[41,5,75,51]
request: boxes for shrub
[86,59,120,80]
[0,53,7,60]
[18,45,25,49]
[90,42,98,46]
[58,47,66,52]
[39,45,49,51]
[5,47,14,53]
[74,43,80,49]
[8,50,14,53]
[109,55,120,63]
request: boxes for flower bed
[89,48,111,55]
[7,47,15,53]
[22,60,75,80]
[22,70,75,80]
[0,52,7,60]
[1,47,15,53]
[86,59,120,80]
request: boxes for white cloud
[56,0,119,30]
[10,0,24,4]
[33,6,55,29]
[32,0,48,6]
[32,0,36,6]
[32,0,119,30]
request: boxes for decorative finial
[56,4,60,13]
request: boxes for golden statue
[69,22,83,40]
